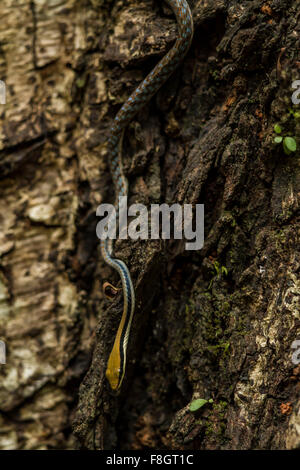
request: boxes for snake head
[105,287,130,391]
[105,342,123,391]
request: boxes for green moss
[207,260,229,290]
[213,401,228,418]
[203,401,229,441]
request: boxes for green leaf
[189,399,208,412]
[76,78,86,88]
[283,142,291,155]
[274,124,282,134]
[283,137,297,152]
[294,112,300,119]
[221,266,228,276]
[213,261,220,275]
[274,136,283,144]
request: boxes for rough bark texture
[0,0,299,450]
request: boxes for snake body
[101,0,194,391]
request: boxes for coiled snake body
[101,0,194,390]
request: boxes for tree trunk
[0,0,299,450]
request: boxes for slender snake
[101,0,194,390]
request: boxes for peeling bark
[0,0,299,450]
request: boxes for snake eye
[103,282,119,300]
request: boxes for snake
[101,0,194,391]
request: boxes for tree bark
[0,0,299,450]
